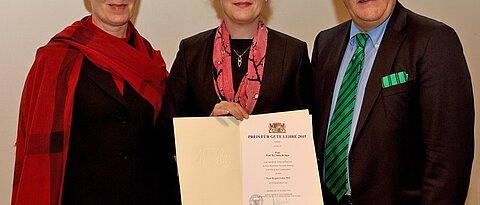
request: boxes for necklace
[233,47,249,68]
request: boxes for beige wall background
[0,0,478,204]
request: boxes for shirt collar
[349,17,391,49]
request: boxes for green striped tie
[325,33,369,201]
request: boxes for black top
[230,38,252,93]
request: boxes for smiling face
[343,0,396,32]
[220,0,266,26]
[89,0,137,37]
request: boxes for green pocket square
[382,71,409,88]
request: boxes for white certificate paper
[173,110,323,205]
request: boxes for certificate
[173,110,323,205]
[241,110,322,205]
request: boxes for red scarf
[12,16,168,205]
[213,20,268,114]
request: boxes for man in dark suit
[311,1,474,204]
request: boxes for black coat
[62,57,170,205]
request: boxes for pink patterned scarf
[212,20,268,114]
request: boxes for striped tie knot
[356,33,368,49]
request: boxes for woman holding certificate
[159,0,313,203]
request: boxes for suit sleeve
[418,25,474,205]
[292,42,313,110]
[310,33,322,117]
[158,40,189,157]
[156,40,188,205]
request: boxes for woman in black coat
[159,0,313,203]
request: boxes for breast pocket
[381,80,414,97]
[380,80,415,125]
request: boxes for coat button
[116,111,130,124]
[119,152,128,160]
[117,115,128,124]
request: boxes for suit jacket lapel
[200,30,222,108]
[81,60,128,107]
[313,23,351,174]
[255,30,283,112]
[353,3,408,141]
[187,28,241,111]
[316,23,351,142]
